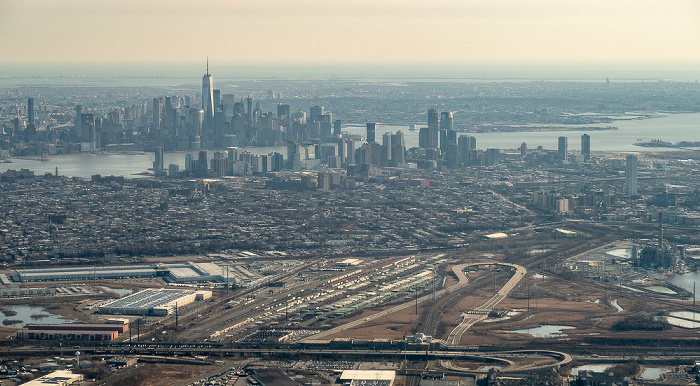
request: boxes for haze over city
[1,0,699,71]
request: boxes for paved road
[445,263,527,346]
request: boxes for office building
[202,60,214,121]
[333,119,342,136]
[581,134,591,161]
[366,122,376,143]
[152,98,162,133]
[346,140,355,165]
[27,97,35,127]
[419,127,430,149]
[427,108,439,149]
[74,105,82,137]
[213,89,221,111]
[392,131,405,165]
[79,113,95,151]
[277,103,291,130]
[625,154,638,195]
[558,136,568,161]
[439,111,453,150]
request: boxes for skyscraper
[581,134,591,161]
[213,89,221,112]
[427,108,439,149]
[310,106,324,122]
[392,131,405,165]
[74,105,82,137]
[152,98,161,133]
[439,111,453,150]
[277,104,291,130]
[558,136,568,161]
[458,135,476,165]
[27,98,35,127]
[366,122,376,143]
[346,140,355,165]
[381,132,392,166]
[246,97,253,127]
[333,119,342,136]
[202,59,214,121]
[154,146,165,176]
[625,154,638,195]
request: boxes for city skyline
[0,0,698,66]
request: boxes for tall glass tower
[202,59,214,121]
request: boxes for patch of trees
[612,315,670,331]
[607,361,640,377]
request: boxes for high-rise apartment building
[625,154,638,195]
[581,134,591,161]
[558,136,568,161]
[458,135,477,165]
[154,146,165,176]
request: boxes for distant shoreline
[634,139,700,148]
[466,125,617,133]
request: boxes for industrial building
[98,288,212,316]
[339,370,395,386]
[20,370,83,386]
[19,322,129,342]
[14,262,235,284]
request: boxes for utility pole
[493,270,497,293]
[175,302,178,329]
[415,285,418,314]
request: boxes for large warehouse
[98,288,212,316]
[14,262,235,284]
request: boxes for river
[3,112,699,179]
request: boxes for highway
[445,263,526,346]
[0,344,571,373]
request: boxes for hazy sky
[1,0,698,64]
